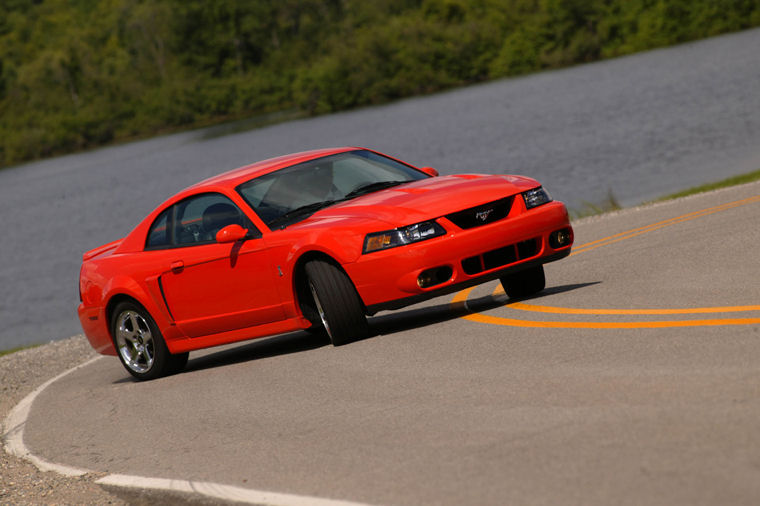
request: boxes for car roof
[187,146,361,191]
[118,147,373,254]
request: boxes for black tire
[304,260,368,346]
[110,301,188,380]
[168,351,189,374]
[500,265,546,299]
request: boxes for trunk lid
[82,238,123,262]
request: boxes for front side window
[145,193,256,249]
[237,149,429,229]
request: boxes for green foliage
[2,0,760,167]
[570,189,622,220]
[0,342,41,357]
[655,168,760,202]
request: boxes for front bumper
[345,200,572,314]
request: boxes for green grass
[656,169,760,201]
[570,189,622,220]
[0,343,42,358]
[571,168,760,220]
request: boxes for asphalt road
[2,28,760,350]
[22,180,760,505]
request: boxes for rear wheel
[500,265,546,299]
[305,260,368,346]
[111,301,188,380]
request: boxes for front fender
[284,228,364,266]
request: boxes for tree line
[1,0,758,168]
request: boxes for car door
[156,193,284,338]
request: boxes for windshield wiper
[268,200,342,229]
[267,180,409,229]
[344,180,408,199]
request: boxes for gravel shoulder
[1,337,233,505]
[0,335,125,505]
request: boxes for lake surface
[2,28,759,350]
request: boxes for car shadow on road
[180,282,598,375]
[368,282,599,337]
[184,330,330,374]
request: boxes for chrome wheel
[309,281,332,339]
[115,309,155,374]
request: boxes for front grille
[445,196,513,230]
[462,238,539,275]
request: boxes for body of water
[2,28,759,349]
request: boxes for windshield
[236,150,429,228]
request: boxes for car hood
[301,174,539,227]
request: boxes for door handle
[170,261,184,273]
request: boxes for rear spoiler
[82,238,123,261]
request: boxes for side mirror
[419,166,439,177]
[216,224,248,244]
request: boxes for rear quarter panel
[79,249,187,355]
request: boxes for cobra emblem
[475,208,494,222]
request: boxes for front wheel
[500,265,546,299]
[111,301,188,380]
[304,260,368,346]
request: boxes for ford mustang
[78,147,573,379]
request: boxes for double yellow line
[507,300,760,315]
[571,194,760,256]
[453,193,760,329]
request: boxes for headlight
[522,186,552,209]
[363,221,446,253]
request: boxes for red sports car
[78,147,573,379]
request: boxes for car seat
[202,203,242,241]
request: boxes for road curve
[15,180,760,505]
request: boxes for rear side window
[146,208,171,249]
[145,193,258,250]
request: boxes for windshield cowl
[344,180,408,199]
[267,199,345,229]
[273,181,415,229]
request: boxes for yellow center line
[451,193,760,329]
[452,287,760,329]
[464,313,760,329]
[571,194,760,256]
[491,287,760,314]
[506,301,760,315]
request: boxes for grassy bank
[2,0,760,168]
[567,168,760,220]
[656,169,760,201]
[0,343,41,358]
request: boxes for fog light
[550,228,573,249]
[417,266,453,288]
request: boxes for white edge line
[2,355,103,477]
[2,352,370,506]
[97,474,370,506]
